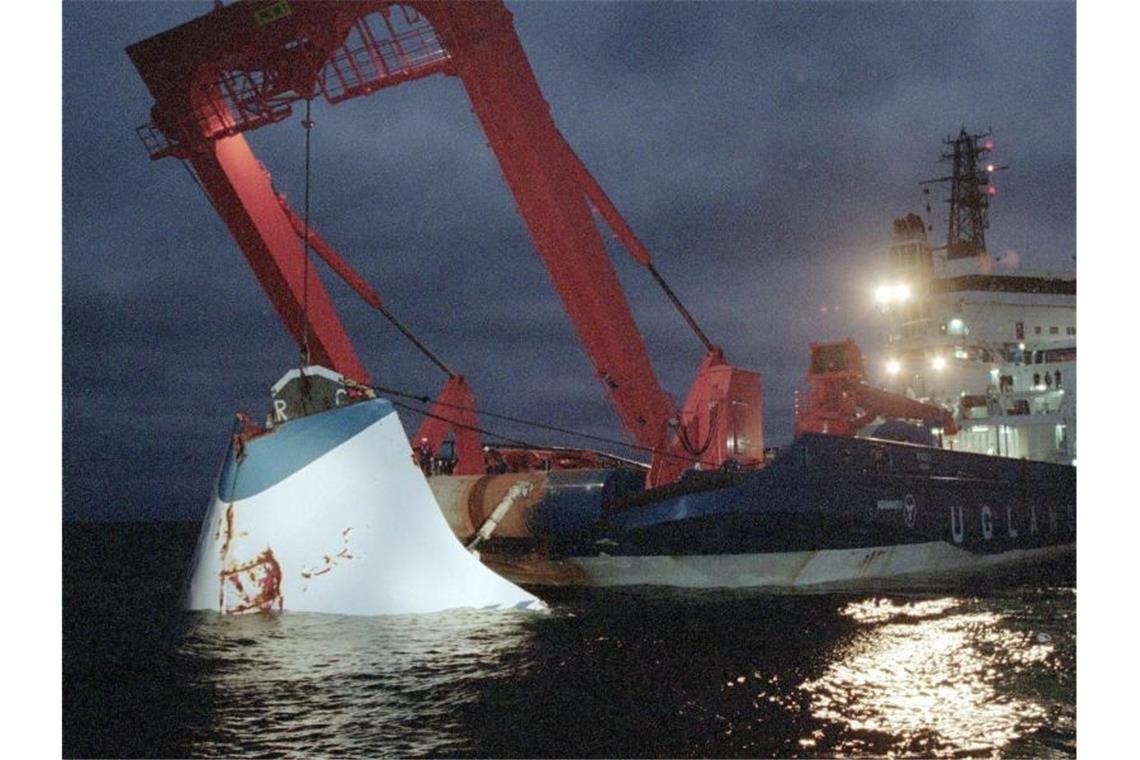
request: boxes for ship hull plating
[567,543,1073,589]
[436,434,1076,591]
[185,398,542,616]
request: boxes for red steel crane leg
[412,375,484,476]
[436,3,678,480]
[128,1,766,485]
[188,134,369,383]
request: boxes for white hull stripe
[570,541,1073,589]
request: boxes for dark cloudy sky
[62,1,1075,521]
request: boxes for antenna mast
[920,128,1007,262]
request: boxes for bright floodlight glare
[986,163,995,172]
[874,285,892,304]
[931,356,947,371]
[886,359,901,376]
[894,283,911,301]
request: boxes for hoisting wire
[178,159,212,206]
[367,381,720,469]
[290,101,453,380]
[300,96,315,367]
[571,139,715,353]
[374,304,455,378]
[178,117,712,467]
[388,399,540,452]
[645,261,715,353]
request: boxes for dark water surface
[63,522,1075,757]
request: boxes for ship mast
[920,128,1007,263]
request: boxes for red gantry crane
[127,0,763,487]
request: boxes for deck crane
[795,339,958,439]
[127,0,763,488]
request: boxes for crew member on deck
[416,438,434,476]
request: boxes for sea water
[63,522,1075,757]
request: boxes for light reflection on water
[170,589,1074,758]
[65,524,1074,757]
[800,595,1072,756]
[179,608,538,757]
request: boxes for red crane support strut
[127,0,764,486]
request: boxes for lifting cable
[275,100,455,379]
[644,261,715,353]
[374,304,455,378]
[367,381,720,469]
[389,399,539,451]
[175,106,715,463]
[178,159,215,211]
[300,96,315,367]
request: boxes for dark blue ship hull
[476,434,1075,589]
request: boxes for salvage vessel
[127,2,1074,607]
[421,130,1076,590]
[428,437,1074,590]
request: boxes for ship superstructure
[875,132,1076,464]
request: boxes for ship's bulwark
[185,398,543,615]
[433,434,1075,589]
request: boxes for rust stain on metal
[219,548,284,614]
[218,502,236,558]
[467,476,492,531]
[299,528,357,582]
[214,503,283,614]
[483,551,590,586]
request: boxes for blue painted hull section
[217,398,397,502]
[533,434,1076,561]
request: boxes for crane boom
[127,0,763,485]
